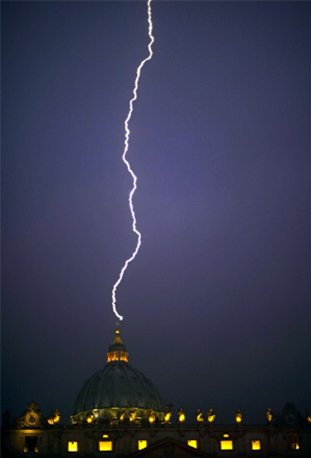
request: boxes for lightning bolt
[112,0,155,321]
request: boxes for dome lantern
[106,328,129,363]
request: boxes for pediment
[129,436,210,457]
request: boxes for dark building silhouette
[2,329,311,457]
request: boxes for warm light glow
[99,441,113,452]
[196,410,204,423]
[290,442,300,450]
[68,441,78,452]
[178,409,186,423]
[86,413,94,424]
[25,446,39,453]
[138,440,148,450]
[187,440,198,449]
[266,408,273,423]
[220,440,233,451]
[235,410,242,423]
[107,351,129,363]
[129,410,136,422]
[148,412,156,424]
[251,440,261,451]
[47,410,61,425]
[307,415,311,423]
[164,411,172,423]
[207,409,216,423]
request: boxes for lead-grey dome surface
[74,361,163,414]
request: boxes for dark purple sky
[2,1,310,424]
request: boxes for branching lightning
[112,0,155,321]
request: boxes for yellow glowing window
[187,440,198,449]
[67,441,78,452]
[251,440,261,451]
[220,440,233,450]
[138,440,148,450]
[99,440,113,452]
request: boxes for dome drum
[71,407,164,426]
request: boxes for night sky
[2,1,310,424]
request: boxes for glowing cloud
[112,0,155,321]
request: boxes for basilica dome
[71,329,164,424]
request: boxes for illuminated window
[187,440,198,449]
[99,441,113,452]
[220,435,233,451]
[251,440,261,451]
[138,440,148,450]
[67,441,78,452]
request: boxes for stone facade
[2,402,311,457]
[3,331,310,457]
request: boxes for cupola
[71,328,164,425]
[106,328,129,363]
